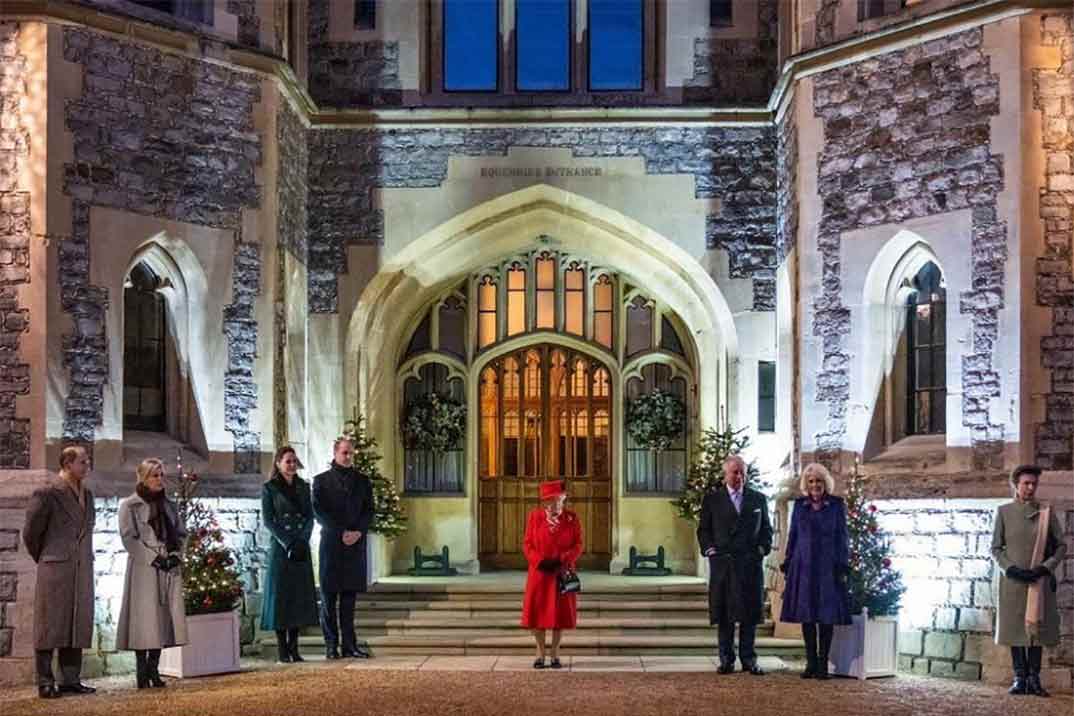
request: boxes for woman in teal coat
[260,446,320,663]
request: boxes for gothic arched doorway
[477,344,612,570]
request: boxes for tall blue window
[444,0,499,91]
[516,0,570,91]
[588,0,642,91]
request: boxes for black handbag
[558,568,582,594]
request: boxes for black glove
[287,542,309,562]
[779,561,788,574]
[537,558,561,574]
[1005,565,1033,582]
[1030,565,1050,580]
[151,555,169,571]
[164,554,182,571]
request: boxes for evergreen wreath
[174,472,245,616]
[342,414,408,538]
[401,392,467,453]
[672,425,761,521]
[626,389,687,451]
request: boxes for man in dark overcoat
[697,454,773,675]
[22,446,98,698]
[312,437,374,659]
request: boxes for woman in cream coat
[116,458,188,688]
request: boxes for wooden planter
[159,610,241,678]
[828,609,898,679]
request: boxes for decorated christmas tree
[672,425,761,521]
[844,466,906,616]
[174,472,245,615]
[341,414,408,538]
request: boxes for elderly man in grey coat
[22,445,97,699]
[991,464,1067,698]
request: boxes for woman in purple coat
[780,462,851,679]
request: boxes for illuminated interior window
[524,350,541,399]
[594,409,609,437]
[572,358,588,397]
[479,367,498,477]
[536,254,556,329]
[593,368,610,398]
[564,264,584,336]
[507,264,526,336]
[594,274,613,348]
[478,276,497,348]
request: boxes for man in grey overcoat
[22,445,97,699]
[991,464,1067,697]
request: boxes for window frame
[514,0,574,93]
[442,0,502,93]
[586,0,645,92]
[623,358,693,496]
[400,359,468,495]
[757,360,775,434]
[904,262,946,437]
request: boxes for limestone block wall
[307,0,403,108]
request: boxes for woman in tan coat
[990,464,1066,698]
[116,458,188,688]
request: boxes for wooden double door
[477,344,613,570]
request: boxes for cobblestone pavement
[0,657,1070,716]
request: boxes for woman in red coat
[520,480,583,669]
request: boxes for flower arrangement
[342,414,408,538]
[173,471,244,616]
[401,392,467,453]
[626,389,687,451]
[845,466,905,616]
[672,425,761,521]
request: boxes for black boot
[1009,647,1028,695]
[800,623,818,679]
[287,629,304,663]
[1025,646,1049,697]
[146,649,166,688]
[134,650,149,689]
[275,630,292,664]
[816,625,834,680]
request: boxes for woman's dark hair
[268,446,300,482]
[1009,464,1042,489]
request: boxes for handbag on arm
[558,568,581,594]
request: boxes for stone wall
[1033,13,1074,470]
[776,95,799,263]
[61,27,264,470]
[682,1,779,106]
[88,496,267,676]
[68,0,266,52]
[226,0,261,49]
[880,498,1074,685]
[277,100,308,264]
[0,23,32,468]
[306,0,402,108]
[809,29,1006,463]
[307,126,777,313]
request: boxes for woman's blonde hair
[799,462,835,495]
[136,458,165,485]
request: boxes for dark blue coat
[260,475,319,630]
[312,462,374,594]
[780,495,851,625]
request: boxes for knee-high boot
[134,650,149,689]
[147,649,165,688]
[817,625,834,680]
[275,630,292,663]
[1026,646,1048,697]
[1009,647,1028,695]
[800,624,818,678]
[288,629,304,662]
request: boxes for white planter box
[828,609,898,679]
[159,610,241,678]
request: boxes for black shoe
[1026,674,1050,697]
[288,634,305,663]
[550,658,563,669]
[717,662,735,674]
[815,665,831,680]
[742,663,765,676]
[135,651,149,689]
[148,673,167,688]
[57,683,96,695]
[801,658,816,679]
[533,658,546,669]
[326,648,341,660]
[1009,677,1028,695]
[38,685,60,699]
[342,647,371,659]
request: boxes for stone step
[353,616,716,631]
[266,634,803,658]
[358,587,708,601]
[357,599,711,614]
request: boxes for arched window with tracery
[402,362,465,493]
[905,261,946,436]
[625,362,690,493]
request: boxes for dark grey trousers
[35,648,82,686]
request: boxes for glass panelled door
[478,344,612,570]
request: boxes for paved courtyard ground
[0,656,1070,716]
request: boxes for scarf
[136,483,180,553]
[1025,503,1050,640]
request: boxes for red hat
[539,480,566,501]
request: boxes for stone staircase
[266,575,804,658]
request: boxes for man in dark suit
[312,437,374,659]
[22,446,98,699]
[697,454,773,675]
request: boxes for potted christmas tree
[159,471,245,678]
[828,462,906,679]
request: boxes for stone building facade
[0,0,1070,689]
